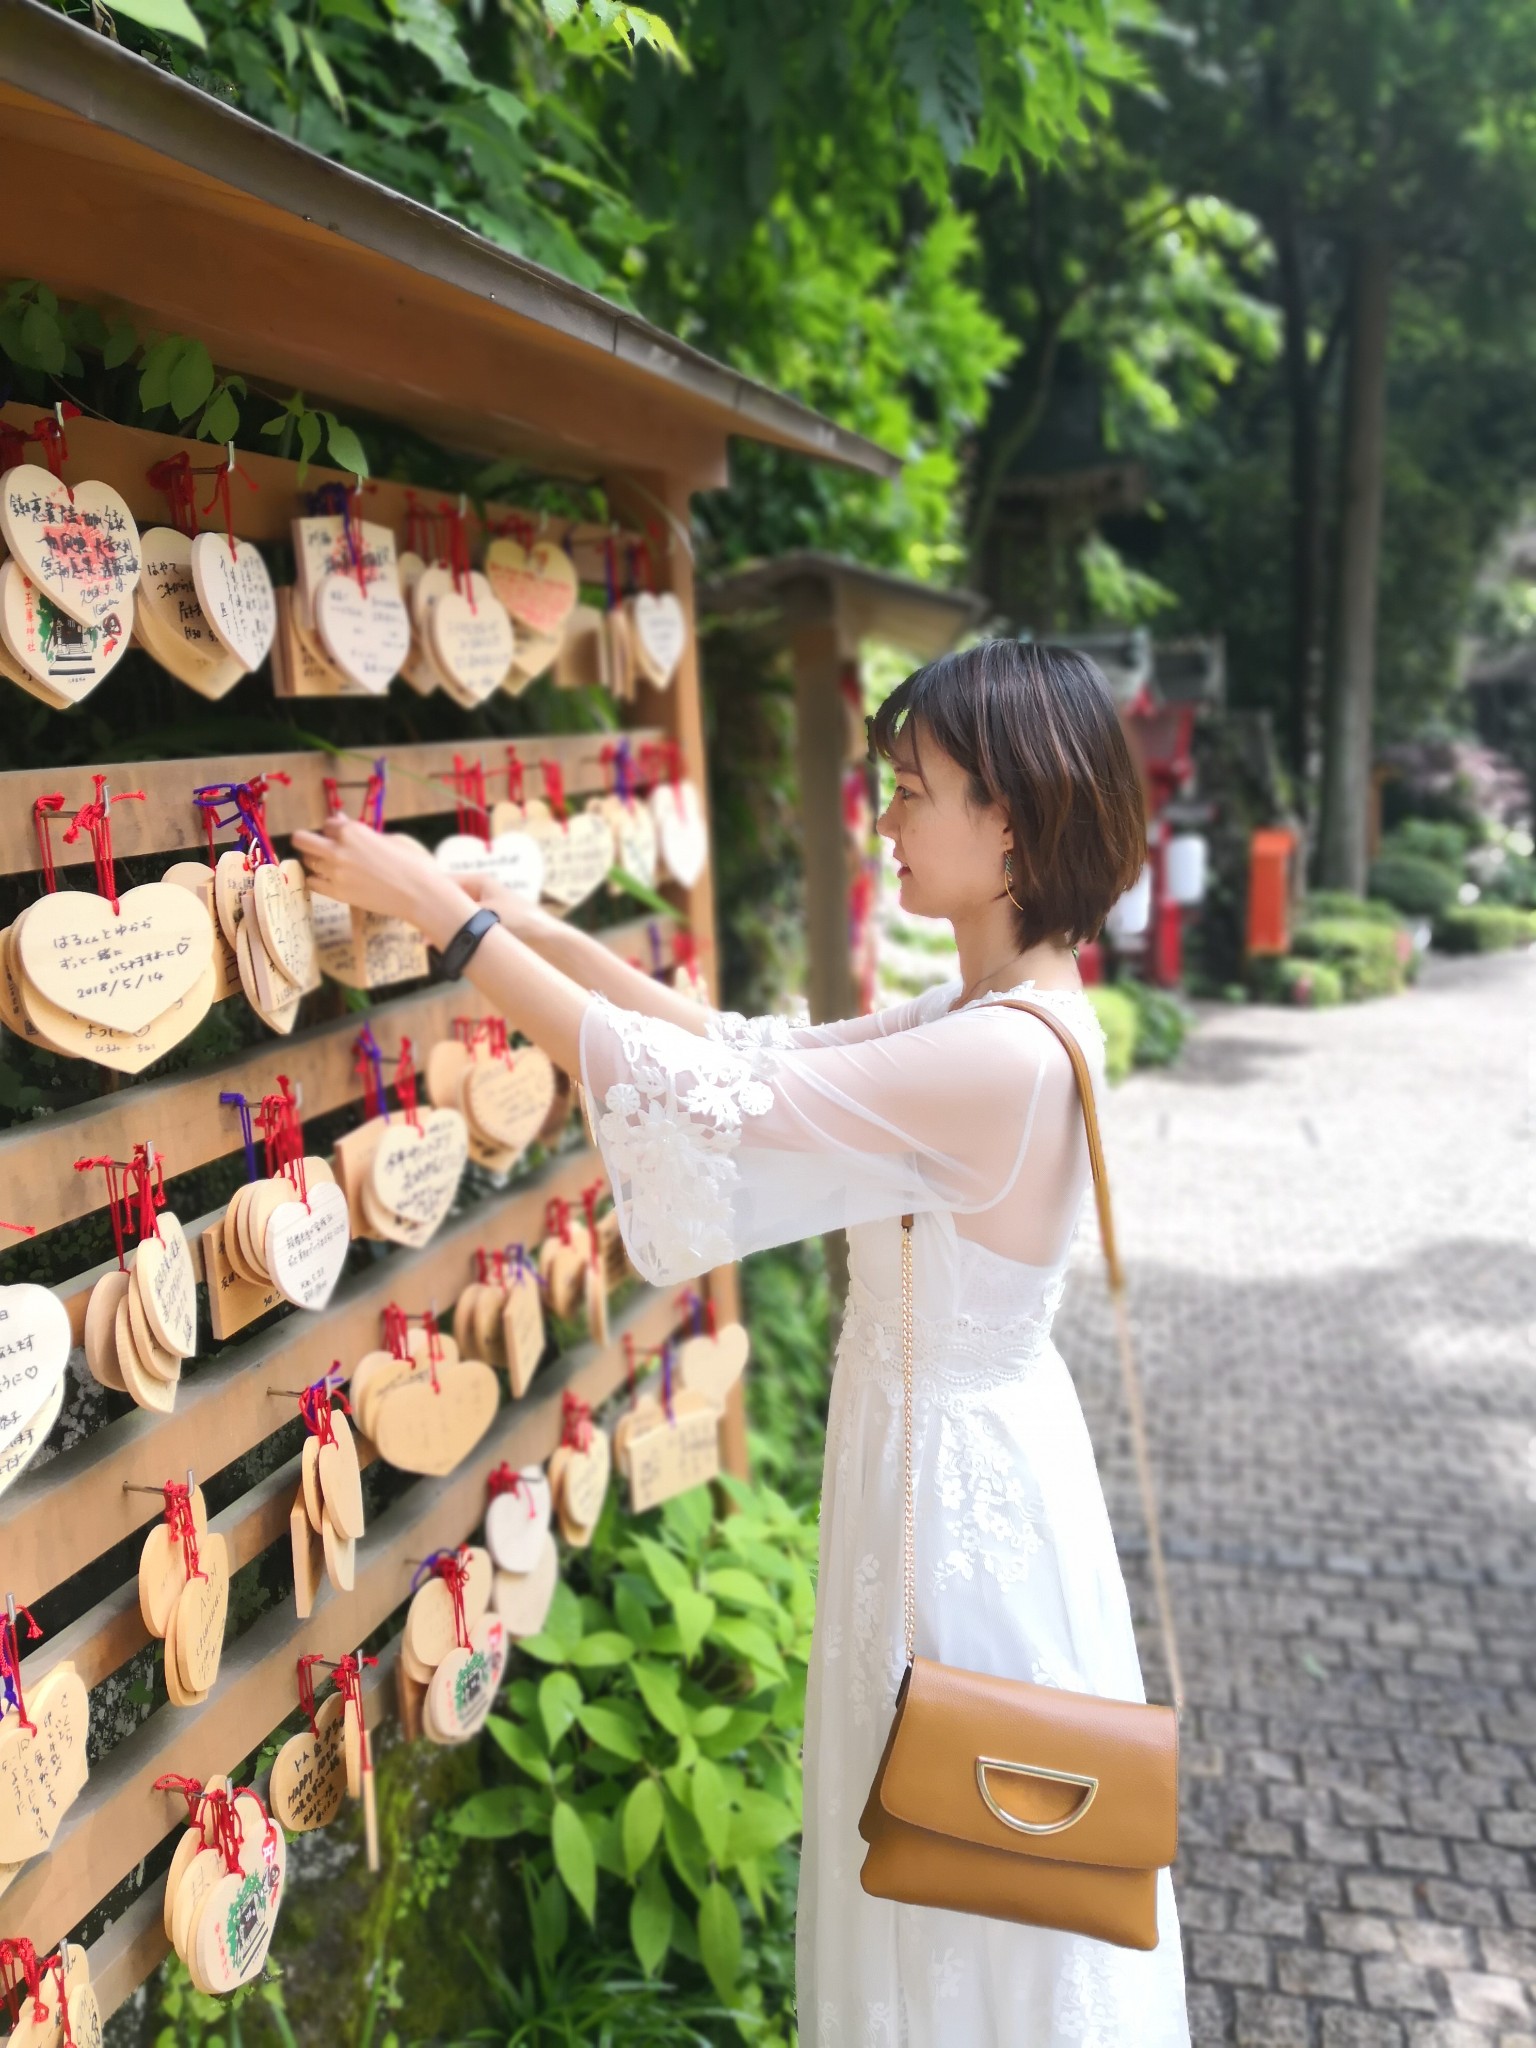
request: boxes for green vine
[0,279,368,483]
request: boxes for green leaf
[484,1713,552,1784]
[66,304,107,351]
[629,1857,672,1976]
[107,0,206,46]
[94,316,134,370]
[199,384,241,445]
[550,1800,597,1923]
[567,1630,635,1668]
[168,339,216,421]
[574,1702,643,1761]
[613,1582,656,1645]
[704,1567,779,1613]
[299,25,348,122]
[538,1670,583,1750]
[449,1786,541,1838]
[672,1587,716,1661]
[273,11,301,70]
[528,1867,568,1970]
[138,335,184,412]
[726,1790,799,1863]
[709,1614,786,1680]
[660,1787,708,1898]
[689,1756,731,1864]
[697,1881,741,2001]
[544,1580,587,1655]
[295,411,322,484]
[634,1536,693,1603]
[621,1777,664,1876]
[18,302,64,374]
[632,1661,689,1736]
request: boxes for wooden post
[790,613,860,1027]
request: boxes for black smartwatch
[428,906,500,982]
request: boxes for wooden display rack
[0,0,897,2022]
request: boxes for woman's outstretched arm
[290,817,714,1075]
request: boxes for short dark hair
[869,639,1148,949]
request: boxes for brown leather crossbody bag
[857,996,1182,1952]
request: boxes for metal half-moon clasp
[974,1756,1100,1836]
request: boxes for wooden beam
[0,913,671,1247]
[0,724,662,878]
[1,1283,682,1954]
[1,1142,608,1605]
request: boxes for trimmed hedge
[1303,890,1408,928]
[1290,915,1411,999]
[1086,986,1138,1083]
[1366,850,1461,918]
[1380,819,1472,868]
[1278,957,1345,1006]
[1431,905,1536,953]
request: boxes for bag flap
[879,1657,1178,1870]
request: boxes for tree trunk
[1276,203,1325,828]
[1317,233,1391,893]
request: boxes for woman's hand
[291,818,474,947]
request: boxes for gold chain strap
[901,1211,916,1666]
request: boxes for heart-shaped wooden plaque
[464,1044,555,1156]
[314,568,411,694]
[0,558,132,704]
[484,537,578,638]
[434,830,545,904]
[651,778,710,888]
[0,464,141,626]
[370,1359,499,1477]
[19,881,214,1031]
[630,591,688,687]
[527,809,613,909]
[264,1180,351,1311]
[368,1109,469,1238]
[0,1282,70,1461]
[190,533,276,672]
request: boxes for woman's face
[875,716,1011,923]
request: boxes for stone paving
[1055,945,1536,2047]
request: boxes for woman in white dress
[295,638,1190,2047]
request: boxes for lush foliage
[448,1475,815,2039]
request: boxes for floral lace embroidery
[836,1271,1065,1409]
[705,1006,801,1052]
[585,993,773,1280]
[847,1553,892,1729]
[1053,1941,1123,2046]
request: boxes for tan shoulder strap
[978,995,1184,1714]
[986,997,1122,1293]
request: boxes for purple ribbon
[219,1092,258,1183]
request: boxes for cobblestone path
[1056,946,1536,2046]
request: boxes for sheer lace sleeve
[704,981,955,1054]
[579,988,1089,1284]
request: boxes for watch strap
[428,906,500,982]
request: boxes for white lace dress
[579,974,1190,2048]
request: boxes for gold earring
[1003,851,1025,914]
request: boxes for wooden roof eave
[0,0,902,488]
